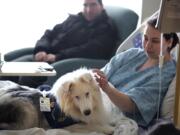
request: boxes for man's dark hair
[97,0,103,5]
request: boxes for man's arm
[33,16,71,55]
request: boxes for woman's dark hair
[147,15,179,53]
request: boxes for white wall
[141,0,161,22]
[0,0,81,55]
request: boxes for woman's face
[143,25,171,60]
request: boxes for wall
[141,0,161,23]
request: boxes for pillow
[160,76,176,119]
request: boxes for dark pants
[0,76,19,83]
[0,76,47,88]
[19,76,47,88]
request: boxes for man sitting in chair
[1,0,117,87]
[14,0,117,63]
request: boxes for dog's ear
[79,73,93,83]
[61,81,74,93]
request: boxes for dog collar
[38,84,79,128]
[42,93,79,128]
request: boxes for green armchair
[44,6,139,85]
[4,6,138,62]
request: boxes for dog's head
[51,68,102,121]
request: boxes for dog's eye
[75,96,80,100]
[85,92,89,97]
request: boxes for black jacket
[34,10,118,61]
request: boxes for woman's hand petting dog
[93,69,112,93]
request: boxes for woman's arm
[93,69,136,112]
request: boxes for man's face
[83,0,103,21]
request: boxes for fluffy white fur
[51,68,115,134]
[51,68,138,135]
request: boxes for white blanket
[0,128,104,135]
[0,118,138,135]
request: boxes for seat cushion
[105,6,138,56]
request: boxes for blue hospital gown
[102,48,176,127]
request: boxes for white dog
[0,68,138,135]
[51,68,138,135]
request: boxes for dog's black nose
[84,109,91,116]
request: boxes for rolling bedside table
[0,62,56,76]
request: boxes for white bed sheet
[0,128,105,135]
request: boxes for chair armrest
[4,47,34,61]
[44,58,108,86]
